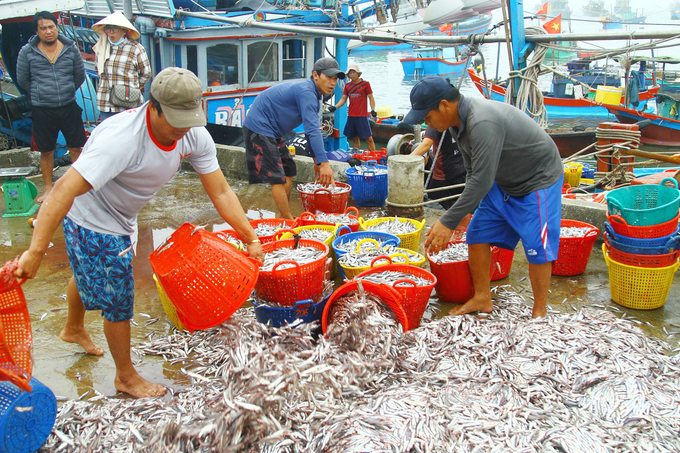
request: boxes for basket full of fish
[332,230,401,279]
[149,223,260,332]
[337,239,426,280]
[355,265,436,330]
[298,207,360,232]
[359,216,426,252]
[552,220,600,276]
[345,161,389,207]
[255,238,330,307]
[219,218,298,245]
[297,182,351,214]
[322,280,408,334]
[275,225,339,278]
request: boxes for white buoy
[386,155,424,218]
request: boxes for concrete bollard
[386,155,424,218]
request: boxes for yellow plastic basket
[563,162,583,189]
[339,239,427,279]
[276,224,339,278]
[153,274,184,330]
[603,244,679,310]
[359,217,426,252]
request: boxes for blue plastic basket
[606,178,680,226]
[604,231,680,255]
[332,227,401,279]
[581,163,595,179]
[252,293,331,328]
[345,161,388,207]
[604,222,680,248]
[0,377,56,453]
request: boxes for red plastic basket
[322,280,408,334]
[298,182,351,214]
[298,207,360,232]
[219,219,298,245]
[256,238,329,307]
[604,235,680,268]
[552,220,600,276]
[355,264,436,330]
[490,246,515,281]
[607,212,680,239]
[0,261,32,392]
[149,223,260,332]
[426,243,474,304]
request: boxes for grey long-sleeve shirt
[439,95,563,230]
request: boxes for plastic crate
[355,264,436,329]
[359,217,426,252]
[552,220,600,276]
[604,246,679,310]
[346,161,388,207]
[149,223,260,332]
[0,377,56,453]
[606,178,680,226]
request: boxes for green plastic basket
[606,178,680,227]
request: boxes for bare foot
[449,296,494,316]
[532,305,547,319]
[60,326,104,355]
[36,188,52,204]
[115,373,167,398]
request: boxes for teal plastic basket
[606,178,680,227]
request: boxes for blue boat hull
[401,57,469,78]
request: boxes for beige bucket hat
[92,11,140,40]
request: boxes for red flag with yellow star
[543,14,562,34]
[536,2,548,16]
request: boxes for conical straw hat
[92,11,140,40]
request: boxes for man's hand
[14,249,44,280]
[316,161,335,186]
[328,105,337,112]
[371,110,377,117]
[247,242,264,263]
[424,220,454,254]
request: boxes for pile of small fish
[314,212,359,226]
[428,242,469,263]
[216,232,245,251]
[254,222,289,237]
[560,226,592,238]
[358,270,433,287]
[364,218,419,235]
[334,237,395,253]
[293,229,333,243]
[351,165,388,176]
[338,245,422,268]
[326,285,401,334]
[260,246,324,271]
[297,183,350,194]
[42,287,680,452]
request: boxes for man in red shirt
[330,64,377,151]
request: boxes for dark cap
[313,58,345,79]
[403,76,455,124]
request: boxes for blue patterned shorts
[63,217,135,322]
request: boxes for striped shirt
[95,39,151,113]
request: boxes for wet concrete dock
[1,168,679,402]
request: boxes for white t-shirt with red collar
[68,103,219,236]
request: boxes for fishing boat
[467,66,659,117]
[400,47,471,78]
[422,0,500,26]
[582,0,605,17]
[600,0,646,28]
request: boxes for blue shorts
[63,217,135,322]
[466,177,563,264]
[344,116,373,140]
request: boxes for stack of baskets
[345,161,389,207]
[603,178,680,309]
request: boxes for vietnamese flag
[439,23,452,32]
[543,14,562,34]
[536,2,548,16]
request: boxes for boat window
[247,42,279,83]
[206,43,239,86]
[173,45,181,67]
[187,45,198,78]
[282,39,306,80]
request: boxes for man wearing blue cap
[404,76,563,319]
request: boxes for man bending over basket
[404,76,563,319]
[14,68,264,398]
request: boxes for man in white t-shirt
[14,67,263,398]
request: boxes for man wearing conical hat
[92,11,151,122]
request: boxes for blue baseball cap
[403,76,455,124]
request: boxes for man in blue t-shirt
[243,58,345,219]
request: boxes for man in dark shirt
[243,58,344,219]
[404,76,563,319]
